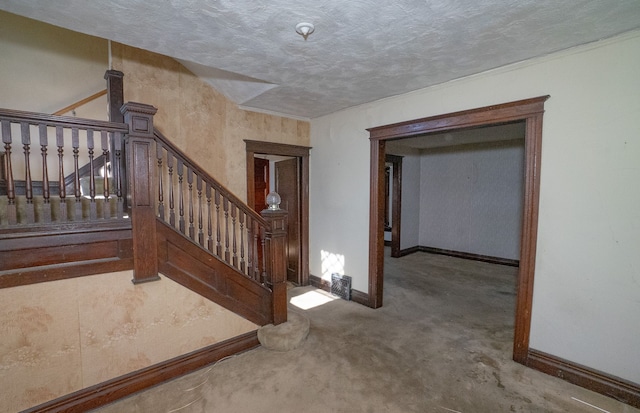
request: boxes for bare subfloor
[94,251,639,412]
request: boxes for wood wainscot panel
[156,219,272,326]
[0,221,133,288]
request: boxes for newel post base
[261,209,288,325]
[121,102,160,284]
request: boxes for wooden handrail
[0,107,127,132]
[53,89,108,116]
[153,129,268,227]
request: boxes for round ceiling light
[295,22,315,40]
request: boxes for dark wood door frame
[245,140,311,286]
[385,154,403,258]
[367,96,549,364]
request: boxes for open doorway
[245,140,311,286]
[367,96,549,364]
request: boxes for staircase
[0,73,288,412]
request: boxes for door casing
[367,96,549,364]
[245,140,311,286]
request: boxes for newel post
[121,102,160,284]
[261,209,288,325]
[104,70,124,123]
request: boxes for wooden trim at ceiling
[244,140,311,286]
[367,95,548,372]
[22,331,260,413]
[526,350,640,408]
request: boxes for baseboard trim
[22,331,260,413]
[398,245,519,267]
[398,246,420,257]
[350,289,370,306]
[309,274,369,306]
[309,273,331,291]
[526,349,640,408]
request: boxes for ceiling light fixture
[295,22,315,40]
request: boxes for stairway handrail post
[261,208,288,325]
[121,101,160,284]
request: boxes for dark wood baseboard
[22,331,260,413]
[350,289,370,306]
[398,245,519,267]
[309,273,331,291]
[526,349,640,408]
[398,246,420,257]
[309,274,369,306]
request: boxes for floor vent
[331,273,352,301]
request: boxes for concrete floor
[94,250,639,412]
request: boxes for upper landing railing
[0,109,128,227]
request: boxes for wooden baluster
[197,176,204,246]
[39,124,51,223]
[21,122,35,223]
[112,131,124,218]
[231,204,238,268]
[253,220,260,281]
[56,126,66,222]
[215,189,221,257]
[156,142,164,220]
[1,120,17,225]
[246,215,253,277]
[206,183,213,252]
[187,167,194,239]
[239,210,246,274]
[224,196,230,263]
[167,151,175,226]
[71,128,82,220]
[260,225,267,285]
[100,130,110,219]
[87,129,97,220]
[177,159,185,234]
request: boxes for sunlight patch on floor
[289,290,337,310]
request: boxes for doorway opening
[245,140,311,286]
[367,96,549,364]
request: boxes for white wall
[309,31,640,383]
[418,140,524,259]
[400,154,421,250]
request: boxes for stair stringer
[155,219,273,326]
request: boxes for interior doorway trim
[245,140,311,286]
[385,154,403,258]
[366,96,549,364]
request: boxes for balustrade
[1,100,287,324]
[0,109,127,227]
[153,129,273,281]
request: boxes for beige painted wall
[110,43,310,201]
[0,271,257,412]
[0,10,108,116]
[310,30,640,384]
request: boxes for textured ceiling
[2,1,640,119]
